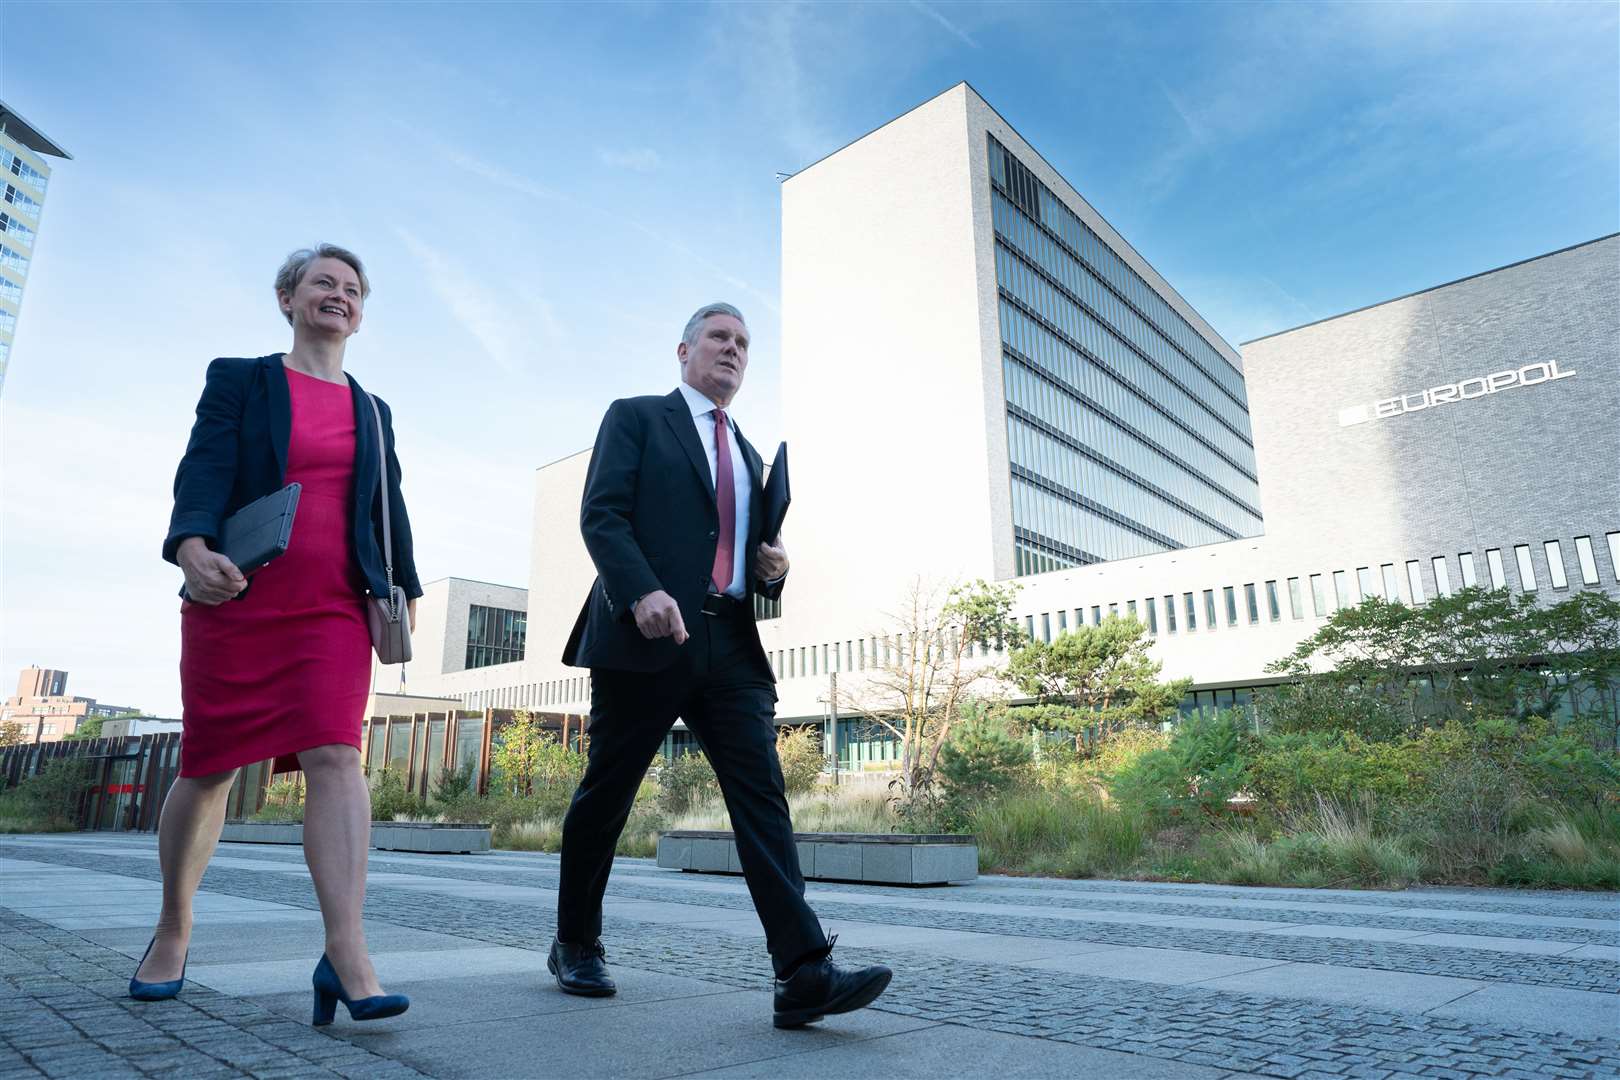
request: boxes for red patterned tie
[711,409,735,593]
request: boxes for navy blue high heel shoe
[311,954,409,1026]
[128,937,187,1001]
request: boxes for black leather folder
[761,443,789,542]
[179,483,301,599]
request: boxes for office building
[0,102,71,397]
[392,85,1620,764]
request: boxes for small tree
[838,578,1024,804]
[61,715,106,742]
[0,720,28,747]
[938,701,1032,805]
[491,710,546,797]
[1006,614,1190,756]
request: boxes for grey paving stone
[691,1022,1234,1078]
[1017,945,1291,985]
[1425,983,1620,1041]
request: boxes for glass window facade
[466,604,526,669]
[989,137,1262,575]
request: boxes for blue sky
[3,1,1616,714]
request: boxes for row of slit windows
[1015,533,1620,644]
[452,534,1620,704]
[986,135,1247,407]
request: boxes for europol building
[397,84,1620,767]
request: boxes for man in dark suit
[553,303,892,1028]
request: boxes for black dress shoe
[773,937,892,1029]
[548,937,616,997]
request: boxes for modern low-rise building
[393,84,1620,764]
[0,101,71,397]
[2,668,142,743]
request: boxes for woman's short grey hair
[682,302,746,346]
[274,244,371,325]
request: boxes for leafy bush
[1111,710,1253,823]
[430,764,474,805]
[653,750,720,816]
[0,759,92,831]
[253,777,305,822]
[939,706,1032,805]
[775,726,825,796]
[367,768,426,821]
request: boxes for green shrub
[775,726,825,796]
[939,706,1032,805]
[253,777,305,822]
[430,763,475,805]
[0,759,92,831]
[1111,710,1252,823]
[654,750,720,816]
[367,769,426,821]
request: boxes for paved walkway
[1,833,1616,1079]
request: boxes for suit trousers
[556,604,827,977]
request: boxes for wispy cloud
[910,1,978,48]
[393,227,530,375]
[598,146,663,173]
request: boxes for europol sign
[1338,360,1576,427]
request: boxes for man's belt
[700,593,747,617]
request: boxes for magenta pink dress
[178,367,372,777]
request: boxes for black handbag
[178,483,300,600]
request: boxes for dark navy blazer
[163,353,423,601]
[562,390,784,674]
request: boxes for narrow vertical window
[1041,613,1051,643]
[1459,552,1479,588]
[1544,541,1568,589]
[1109,602,1119,617]
[1126,600,1137,621]
[1608,533,1620,582]
[1381,563,1400,602]
[1073,608,1083,628]
[1223,586,1238,627]
[1203,589,1216,629]
[1025,615,1035,640]
[1057,610,1068,633]
[1432,557,1452,597]
[1513,545,1537,591]
[1486,549,1506,590]
[1333,570,1350,608]
[1164,595,1177,633]
[1287,577,1303,620]
[1264,581,1280,622]
[1406,561,1425,603]
[1574,536,1599,585]
[1356,567,1377,602]
[1145,597,1158,634]
[1309,574,1327,616]
[1185,591,1196,631]
[1091,605,1101,625]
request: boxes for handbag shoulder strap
[366,394,394,584]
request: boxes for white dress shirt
[677,381,752,599]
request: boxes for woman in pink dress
[133,245,420,1025]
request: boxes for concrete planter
[657,830,977,886]
[220,820,491,854]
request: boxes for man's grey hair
[274,244,371,326]
[682,302,746,347]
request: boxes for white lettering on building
[1338,360,1576,427]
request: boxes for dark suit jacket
[562,389,784,673]
[163,353,423,601]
